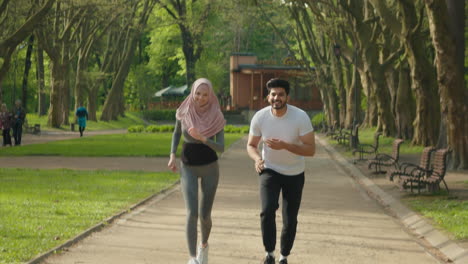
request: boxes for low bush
[224,125,249,133]
[141,110,176,121]
[311,112,324,129]
[127,125,145,133]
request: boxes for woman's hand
[168,153,177,172]
[188,127,207,142]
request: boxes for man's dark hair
[266,78,290,95]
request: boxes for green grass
[25,112,148,132]
[0,133,245,157]
[0,168,178,264]
[326,126,424,157]
[405,197,468,239]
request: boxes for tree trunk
[180,27,197,86]
[331,52,346,127]
[425,0,468,169]
[48,61,68,127]
[21,35,34,111]
[358,68,377,128]
[87,86,98,121]
[395,63,415,139]
[101,32,138,121]
[36,44,47,116]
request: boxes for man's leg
[259,169,282,253]
[12,123,19,145]
[280,173,305,257]
[17,124,22,145]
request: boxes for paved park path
[2,131,467,263]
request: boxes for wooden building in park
[230,52,323,111]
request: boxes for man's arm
[264,131,315,157]
[247,134,264,173]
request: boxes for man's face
[267,87,288,110]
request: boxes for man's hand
[264,138,286,150]
[255,158,265,173]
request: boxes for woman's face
[194,84,210,107]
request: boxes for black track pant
[259,169,305,257]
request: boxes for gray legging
[180,161,219,257]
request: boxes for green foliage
[224,125,249,134]
[128,125,145,133]
[0,168,178,263]
[311,112,324,128]
[141,110,177,121]
[143,124,175,132]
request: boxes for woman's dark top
[170,120,224,166]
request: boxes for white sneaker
[196,244,209,264]
[187,258,199,264]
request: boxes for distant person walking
[12,99,26,146]
[246,78,316,264]
[167,78,226,264]
[75,106,88,137]
[0,103,12,147]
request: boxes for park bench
[23,120,41,135]
[325,121,339,138]
[352,132,381,163]
[335,127,351,146]
[389,146,435,182]
[337,124,359,149]
[367,139,404,174]
[397,148,450,194]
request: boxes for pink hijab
[176,78,226,138]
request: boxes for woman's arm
[168,120,182,172]
[203,129,224,153]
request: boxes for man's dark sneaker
[279,259,288,264]
[263,255,275,264]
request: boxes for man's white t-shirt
[249,104,314,176]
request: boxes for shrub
[128,125,145,133]
[311,112,324,129]
[224,125,249,133]
[159,125,175,132]
[141,110,177,121]
[145,125,160,133]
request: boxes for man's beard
[271,100,286,109]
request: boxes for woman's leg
[180,163,199,257]
[199,162,219,244]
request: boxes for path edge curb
[26,180,180,264]
[316,136,468,264]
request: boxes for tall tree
[424,0,467,169]
[100,0,157,121]
[35,1,86,127]
[0,0,55,103]
[368,0,440,145]
[158,0,212,86]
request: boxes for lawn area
[0,168,178,264]
[0,133,245,157]
[326,126,424,157]
[404,196,468,240]
[25,112,148,132]
[320,126,468,241]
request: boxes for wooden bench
[398,148,450,194]
[24,122,41,134]
[389,146,435,183]
[367,139,404,174]
[352,132,381,163]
